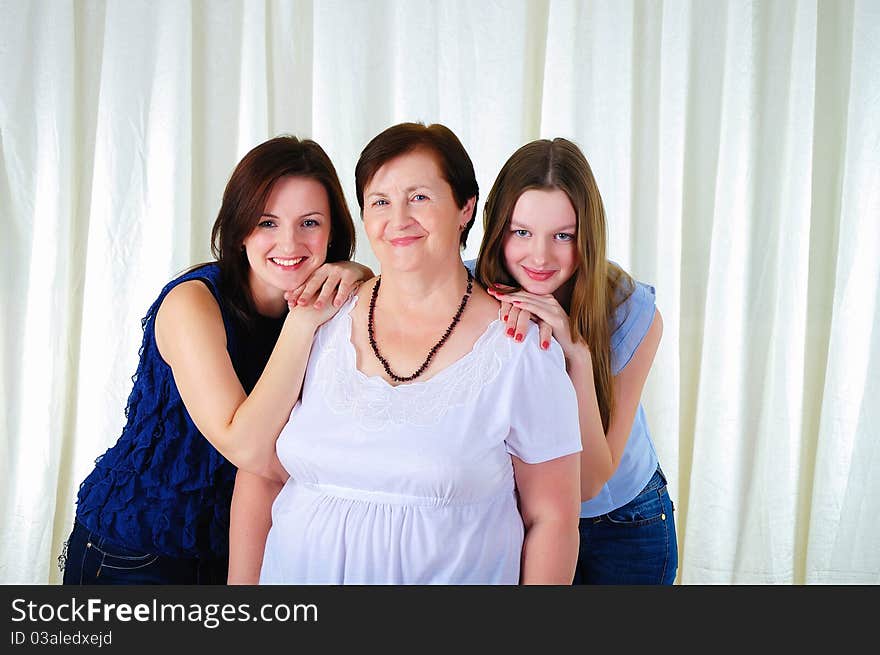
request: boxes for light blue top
[463,259,659,517]
[585,279,658,517]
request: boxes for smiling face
[362,148,474,273]
[502,187,580,297]
[242,175,331,310]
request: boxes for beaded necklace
[367,268,474,383]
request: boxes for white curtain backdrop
[1,0,877,584]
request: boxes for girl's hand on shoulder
[284,261,374,311]
[488,288,585,361]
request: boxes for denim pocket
[604,486,668,527]
[92,540,159,571]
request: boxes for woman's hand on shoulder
[282,262,374,332]
[487,288,586,362]
[284,261,374,310]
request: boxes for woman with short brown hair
[234,123,582,584]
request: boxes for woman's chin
[269,265,318,291]
[378,252,429,274]
[518,279,557,296]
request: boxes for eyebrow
[366,185,433,199]
[261,211,326,219]
[510,221,577,231]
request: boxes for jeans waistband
[72,519,221,564]
[640,466,667,494]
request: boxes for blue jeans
[573,467,678,585]
[60,521,227,585]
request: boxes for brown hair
[476,138,633,431]
[354,122,479,247]
[210,135,355,327]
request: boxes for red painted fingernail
[541,340,550,350]
[515,333,524,342]
[506,327,515,336]
[502,314,508,321]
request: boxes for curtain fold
[0,0,876,583]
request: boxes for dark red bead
[367,269,473,383]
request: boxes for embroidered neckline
[309,295,510,431]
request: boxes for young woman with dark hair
[61,135,369,584]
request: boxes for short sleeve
[610,280,656,375]
[505,329,583,464]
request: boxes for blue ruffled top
[74,263,284,560]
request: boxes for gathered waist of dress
[290,479,514,508]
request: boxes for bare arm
[155,281,329,476]
[602,311,663,477]
[513,452,581,585]
[564,348,612,498]
[556,311,663,499]
[228,460,288,585]
[155,261,371,476]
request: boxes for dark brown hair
[354,122,479,247]
[211,135,355,326]
[476,138,633,431]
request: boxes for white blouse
[259,296,581,584]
